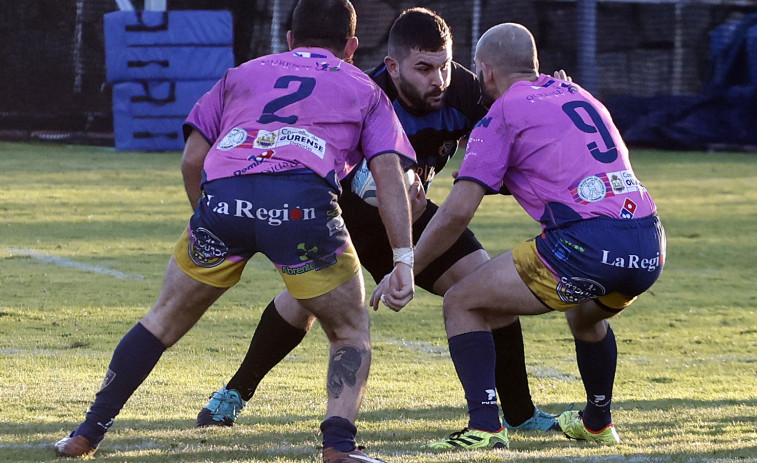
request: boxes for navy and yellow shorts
[173,172,360,300]
[513,214,666,312]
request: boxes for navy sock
[448,331,501,432]
[575,326,617,431]
[74,322,166,445]
[492,319,535,426]
[320,416,357,452]
[227,299,307,401]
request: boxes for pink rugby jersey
[184,48,414,187]
[458,74,656,230]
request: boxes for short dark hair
[286,0,356,51]
[388,7,452,59]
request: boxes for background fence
[1,0,755,149]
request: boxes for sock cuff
[134,322,167,352]
[448,331,494,350]
[320,416,357,434]
[262,299,307,335]
[575,325,615,349]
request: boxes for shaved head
[476,23,538,76]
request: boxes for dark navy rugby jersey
[367,61,488,190]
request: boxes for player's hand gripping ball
[351,159,415,206]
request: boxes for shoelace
[445,428,472,441]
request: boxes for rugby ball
[351,159,415,206]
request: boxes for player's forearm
[413,210,466,275]
[414,181,483,274]
[370,153,413,251]
[181,130,211,209]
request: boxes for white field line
[7,247,145,280]
[375,335,449,356]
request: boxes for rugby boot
[322,446,388,462]
[426,427,509,450]
[53,433,98,458]
[558,410,620,444]
[197,386,246,427]
[503,407,560,432]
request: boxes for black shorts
[339,187,484,293]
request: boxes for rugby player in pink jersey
[54,2,413,462]
[373,23,666,450]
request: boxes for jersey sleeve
[361,87,416,167]
[182,74,226,145]
[449,62,489,131]
[456,105,512,194]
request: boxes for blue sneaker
[503,407,559,432]
[197,386,246,427]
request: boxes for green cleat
[426,427,509,450]
[558,410,620,444]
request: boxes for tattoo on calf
[327,345,365,398]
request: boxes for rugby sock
[320,416,357,452]
[575,325,617,431]
[227,299,307,401]
[492,319,536,426]
[448,331,501,432]
[74,322,166,445]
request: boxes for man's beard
[398,77,444,113]
[477,70,496,107]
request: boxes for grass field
[1,141,756,462]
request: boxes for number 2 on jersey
[257,76,316,125]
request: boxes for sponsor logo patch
[474,117,492,128]
[280,243,338,274]
[620,198,637,219]
[600,249,662,272]
[253,127,326,159]
[204,195,317,226]
[570,170,644,204]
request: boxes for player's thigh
[444,250,552,317]
[297,273,369,344]
[433,248,489,295]
[142,257,227,346]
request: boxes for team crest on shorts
[556,276,606,304]
[188,227,228,267]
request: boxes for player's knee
[565,304,611,342]
[442,285,473,317]
[321,306,370,345]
